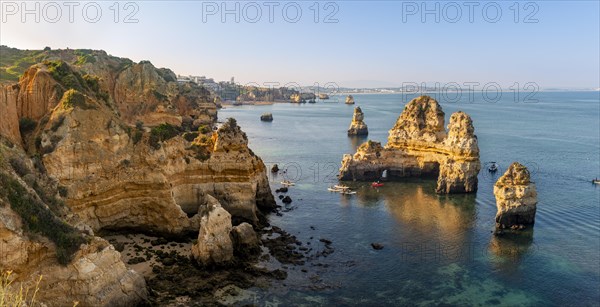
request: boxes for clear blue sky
[1,1,599,89]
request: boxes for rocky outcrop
[0,148,146,306]
[494,162,538,230]
[260,113,273,122]
[0,53,274,234]
[345,95,355,104]
[347,107,368,136]
[192,196,234,266]
[339,96,480,194]
[231,222,260,255]
[0,47,277,305]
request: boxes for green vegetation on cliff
[0,171,86,265]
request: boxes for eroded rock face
[192,196,234,266]
[0,60,274,233]
[347,107,368,136]
[339,96,480,193]
[0,170,146,306]
[494,162,537,230]
[231,222,260,255]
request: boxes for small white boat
[593,178,600,184]
[341,190,357,195]
[281,180,295,186]
[328,186,342,192]
[334,184,349,190]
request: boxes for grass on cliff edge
[0,173,86,265]
[0,271,42,307]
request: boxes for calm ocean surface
[219,92,600,306]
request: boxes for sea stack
[494,162,538,231]
[192,196,234,266]
[345,95,355,104]
[261,113,273,122]
[338,96,480,194]
[348,107,369,136]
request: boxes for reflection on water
[489,230,535,273]
[347,135,368,152]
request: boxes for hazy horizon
[1,1,599,89]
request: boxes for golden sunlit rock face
[339,96,480,194]
[0,51,276,306]
[348,107,369,136]
[494,162,538,230]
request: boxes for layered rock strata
[0,57,274,234]
[339,96,480,193]
[0,147,147,306]
[494,162,538,230]
[347,107,368,136]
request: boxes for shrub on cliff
[18,118,37,135]
[9,157,29,177]
[45,60,85,91]
[60,89,94,110]
[149,123,180,149]
[0,173,86,265]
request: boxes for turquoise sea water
[219,92,600,306]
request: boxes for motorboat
[488,162,498,172]
[281,180,295,186]
[593,178,600,184]
[334,184,349,190]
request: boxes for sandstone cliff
[494,162,538,230]
[339,96,480,193]
[347,107,368,136]
[0,47,276,304]
[0,144,147,306]
[0,53,274,234]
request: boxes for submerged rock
[260,113,273,122]
[192,196,234,266]
[338,96,480,194]
[494,162,538,230]
[347,107,369,136]
[345,95,355,104]
[282,196,292,204]
[371,243,384,250]
[271,164,279,173]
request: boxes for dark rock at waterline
[162,257,176,266]
[282,196,292,204]
[261,113,273,122]
[277,187,288,193]
[271,164,279,173]
[150,237,168,246]
[371,243,384,250]
[128,257,146,265]
[319,238,332,245]
[279,195,284,200]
